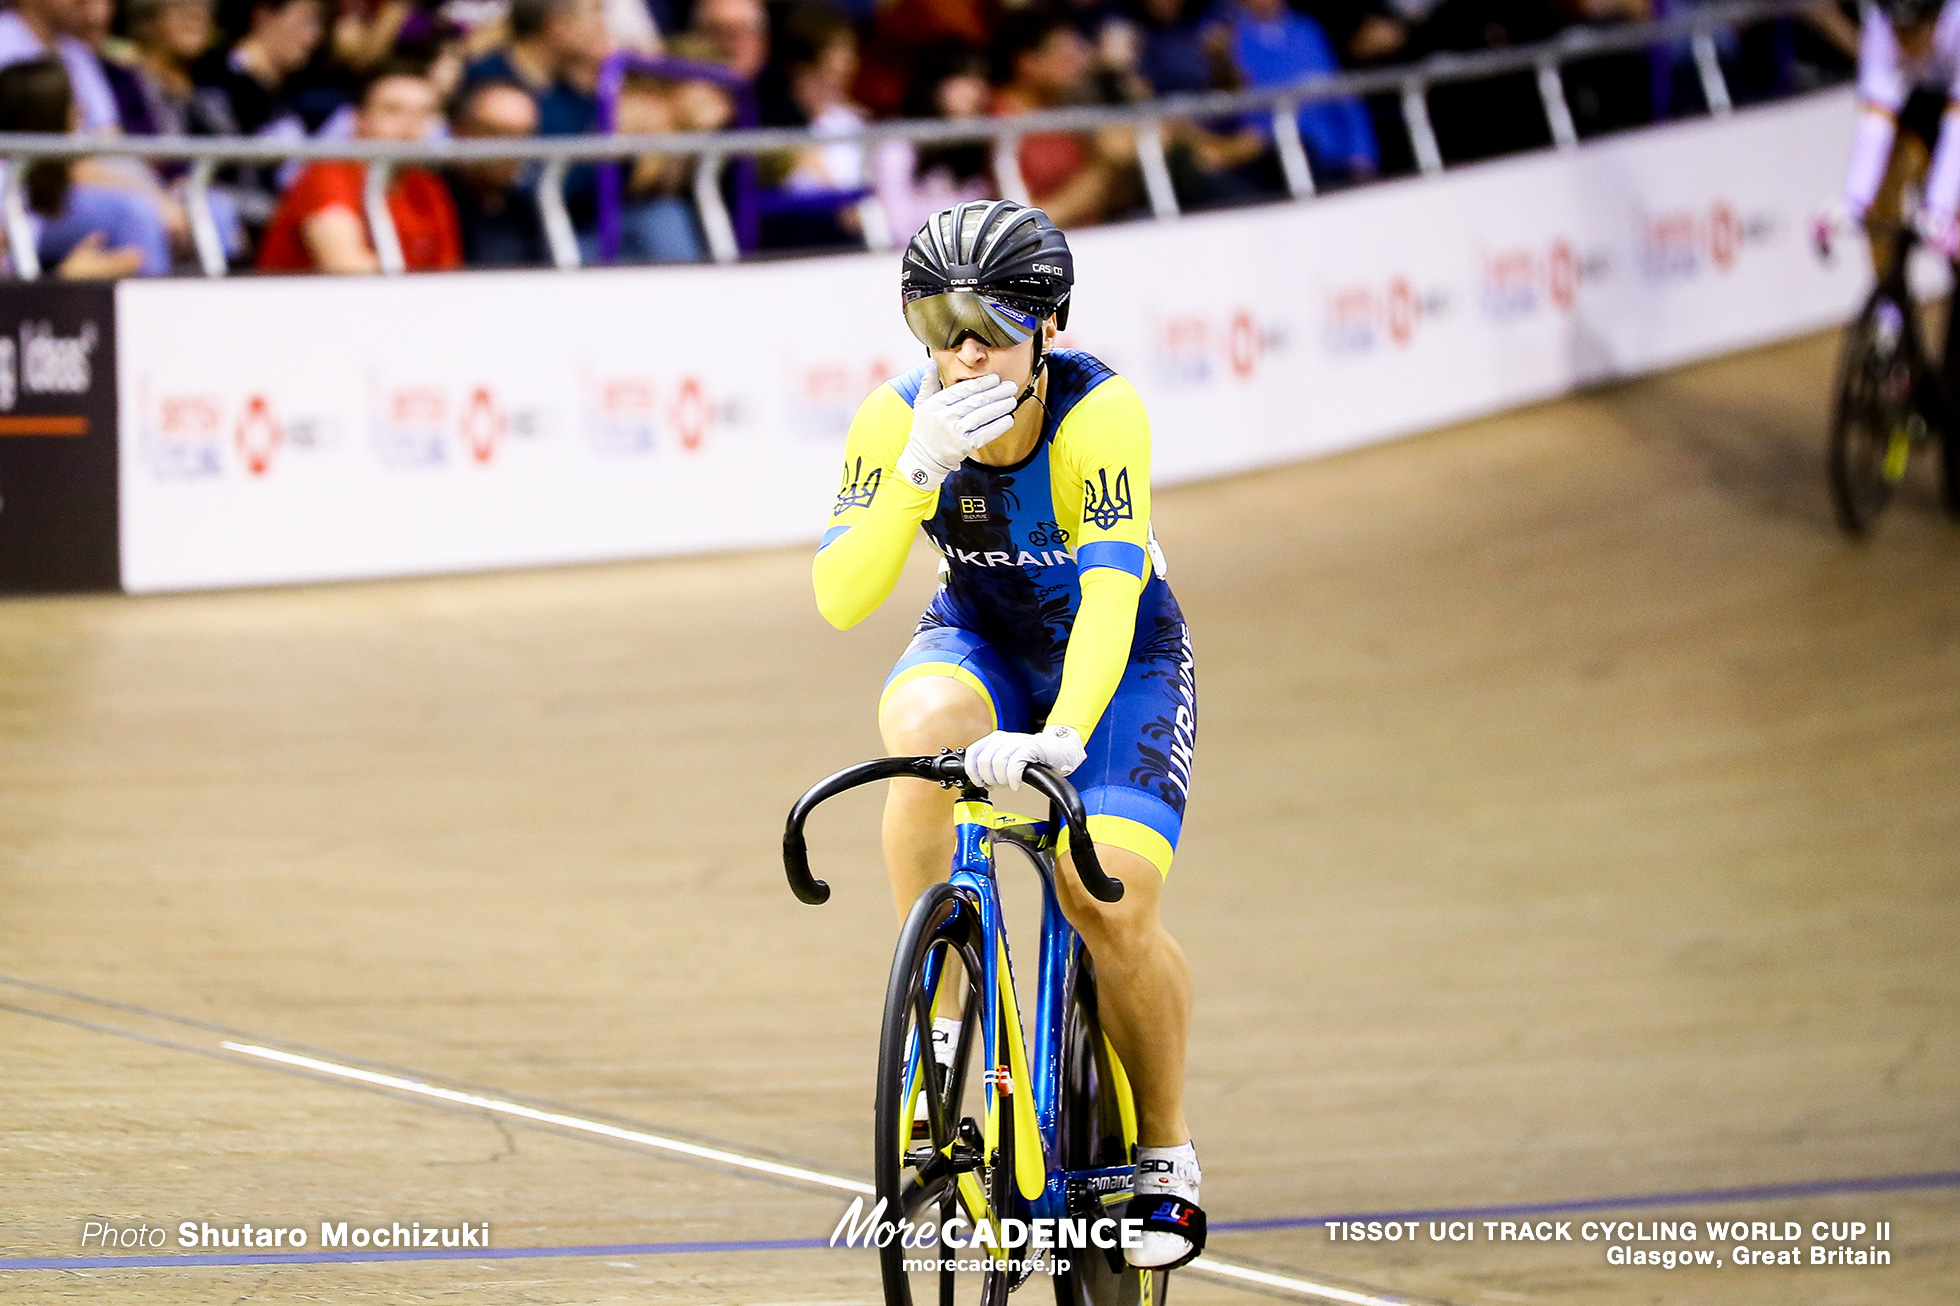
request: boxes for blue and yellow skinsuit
[814,349,1197,875]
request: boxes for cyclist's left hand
[963,725,1086,791]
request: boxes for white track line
[222,1043,874,1195]
[1186,1257,1422,1306]
[223,1042,1425,1304]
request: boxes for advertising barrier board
[0,282,119,592]
[109,89,1865,594]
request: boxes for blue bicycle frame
[903,795,1140,1230]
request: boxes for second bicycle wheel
[1054,956,1169,1306]
[1829,289,1922,535]
[875,881,1017,1306]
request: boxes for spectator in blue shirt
[463,0,610,229]
[1222,0,1378,183]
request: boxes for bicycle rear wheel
[875,882,1016,1306]
[1829,289,1922,535]
[1054,957,1169,1306]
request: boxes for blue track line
[5,1171,1956,1272]
[1210,1170,1960,1233]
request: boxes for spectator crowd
[0,0,1858,276]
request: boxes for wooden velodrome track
[1,328,1955,1306]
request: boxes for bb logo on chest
[959,496,989,522]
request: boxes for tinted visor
[903,292,1043,350]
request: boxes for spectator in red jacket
[258,58,460,272]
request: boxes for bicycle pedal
[906,1142,985,1182]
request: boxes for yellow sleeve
[812,382,937,630]
[1054,376,1153,582]
[1048,568,1143,738]
[1046,375,1154,738]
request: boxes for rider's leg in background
[878,675,993,921]
[1054,845,1193,1148]
[1942,263,1960,401]
[1866,131,1927,281]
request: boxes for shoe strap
[1126,1194,1208,1266]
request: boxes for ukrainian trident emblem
[1082,467,1133,530]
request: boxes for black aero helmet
[901,200,1074,337]
[1877,0,1942,25]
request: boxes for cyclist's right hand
[895,370,1019,492]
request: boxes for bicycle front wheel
[1829,289,1921,535]
[875,882,1015,1306]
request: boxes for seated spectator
[872,45,994,239]
[466,0,611,230]
[68,0,208,256]
[1296,0,1413,66]
[603,64,733,261]
[1125,0,1278,207]
[1220,0,1379,185]
[257,58,460,271]
[856,0,992,117]
[126,0,223,135]
[331,0,415,76]
[1409,0,1562,162]
[445,76,548,265]
[192,0,323,136]
[689,0,765,81]
[1550,0,1652,136]
[191,0,325,232]
[0,0,123,132]
[1129,0,1220,95]
[0,0,181,269]
[599,0,663,55]
[991,6,1140,228]
[0,57,163,276]
[749,4,874,248]
[778,4,866,187]
[73,0,151,134]
[466,0,609,133]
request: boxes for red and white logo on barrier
[235,394,280,477]
[1321,276,1441,357]
[582,371,658,456]
[1640,201,1766,283]
[1480,238,1599,322]
[460,386,503,465]
[671,375,710,453]
[141,382,225,480]
[1150,308,1275,386]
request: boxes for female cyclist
[812,200,1206,1270]
[1845,0,1960,387]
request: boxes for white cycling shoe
[1126,1143,1207,1270]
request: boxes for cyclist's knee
[1056,845,1161,951]
[880,676,994,754]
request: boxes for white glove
[895,369,1020,492]
[963,724,1086,792]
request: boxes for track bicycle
[1822,215,1960,535]
[785,752,1177,1306]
